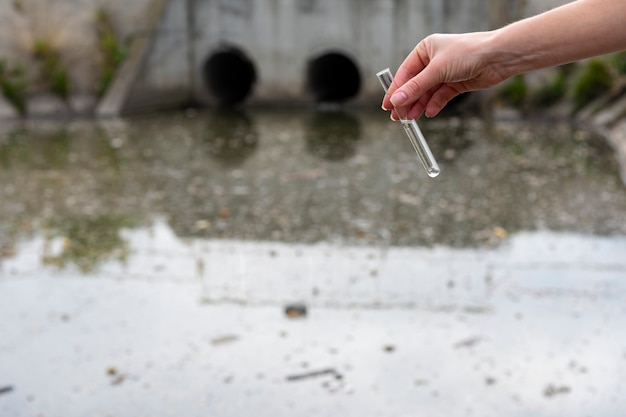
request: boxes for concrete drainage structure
[307,51,361,103]
[95,0,540,116]
[203,46,258,106]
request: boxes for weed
[43,215,139,273]
[500,75,527,107]
[607,52,626,75]
[531,70,567,108]
[95,8,125,97]
[12,0,24,13]
[0,58,28,116]
[32,39,70,102]
[572,59,613,112]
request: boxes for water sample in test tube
[376,68,440,178]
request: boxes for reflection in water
[0,110,625,272]
[201,110,258,165]
[0,127,73,170]
[305,110,361,161]
[42,215,139,273]
[1,112,625,417]
[422,117,475,161]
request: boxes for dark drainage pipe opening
[307,52,361,103]
[203,47,256,106]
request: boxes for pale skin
[382,0,626,121]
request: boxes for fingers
[390,88,432,120]
[407,90,433,119]
[382,59,442,116]
[392,63,442,109]
[389,83,462,120]
[424,84,463,118]
[383,65,440,116]
[382,40,430,111]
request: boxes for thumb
[390,64,441,108]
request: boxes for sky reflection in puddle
[1,111,626,416]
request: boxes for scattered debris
[106,366,126,386]
[0,386,14,395]
[286,368,352,393]
[453,336,483,349]
[284,304,307,319]
[0,245,16,259]
[383,345,396,353]
[492,227,508,239]
[218,208,231,219]
[286,368,341,382]
[544,384,571,398]
[280,168,326,183]
[463,305,492,314]
[485,377,496,386]
[211,334,240,346]
[322,377,350,394]
[194,219,211,231]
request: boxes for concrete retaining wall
[0,0,571,116]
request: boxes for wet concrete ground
[1,109,626,416]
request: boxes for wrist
[486,25,545,81]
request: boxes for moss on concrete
[0,58,28,116]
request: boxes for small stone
[284,304,307,319]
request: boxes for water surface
[1,110,625,417]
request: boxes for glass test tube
[376,68,440,178]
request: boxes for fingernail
[390,91,408,107]
[381,103,390,111]
[390,113,398,121]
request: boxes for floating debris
[492,227,508,239]
[383,344,396,353]
[211,334,240,346]
[284,304,307,319]
[0,386,14,395]
[286,368,341,382]
[106,366,126,386]
[453,336,483,349]
[544,384,571,398]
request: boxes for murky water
[1,110,626,417]
[1,110,625,251]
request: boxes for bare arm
[383,0,626,120]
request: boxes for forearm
[491,0,626,78]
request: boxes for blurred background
[1,1,626,417]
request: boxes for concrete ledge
[96,0,171,117]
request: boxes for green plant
[43,215,139,273]
[95,8,125,97]
[500,74,527,107]
[531,71,567,108]
[32,39,70,102]
[572,59,613,112]
[607,51,626,75]
[0,58,28,116]
[12,0,24,13]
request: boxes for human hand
[382,31,510,120]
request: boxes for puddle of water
[1,110,626,417]
[1,110,625,252]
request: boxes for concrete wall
[146,0,498,108]
[0,0,156,93]
[113,0,539,112]
[0,0,572,115]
